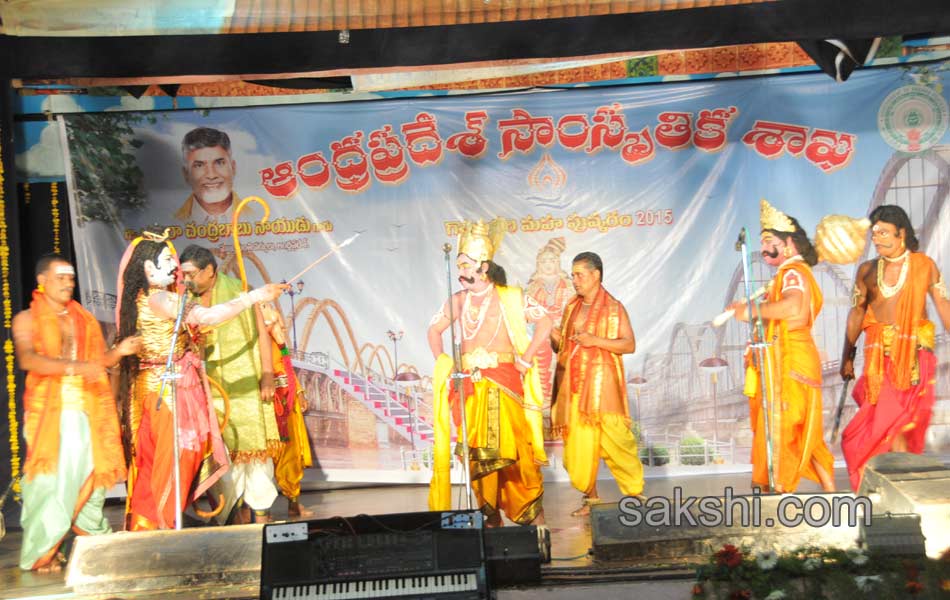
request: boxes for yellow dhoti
[462,375,544,524]
[562,412,642,497]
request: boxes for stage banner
[60,63,950,483]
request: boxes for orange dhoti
[747,329,835,492]
[428,353,544,525]
[745,262,833,493]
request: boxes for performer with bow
[116,227,286,530]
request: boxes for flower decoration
[756,550,778,571]
[846,548,869,566]
[693,544,950,599]
[854,574,882,592]
[716,544,744,569]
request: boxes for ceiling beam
[2,0,948,79]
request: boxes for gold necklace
[461,290,493,340]
[877,254,909,298]
[883,249,909,263]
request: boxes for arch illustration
[295,297,367,374]
[358,342,394,378]
[863,147,950,262]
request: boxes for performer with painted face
[13,255,139,570]
[839,205,950,490]
[427,219,551,526]
[116,228,287,530]
[727,200,835,493]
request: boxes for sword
[829,379,852,444]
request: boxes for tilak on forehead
[53,265,75,276]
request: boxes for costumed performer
[427,218,551,526]
[551,251,643,517]
[116,228,287,530]
[728,200,835,493]
[839,205,950,490]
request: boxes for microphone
[442,243,453,255]
[183,280,196,293]
[734,228,747,251]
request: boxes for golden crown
[142,228,171,243]
[458,218,507,263]
[760,199,796,233]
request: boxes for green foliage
[640,444,669,466]
[679,435,710,466]
[65,113,149,226]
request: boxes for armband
[933,273,948,300]
[429,303,449,326]
[523,295,547,321]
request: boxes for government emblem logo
[877,84,949,153]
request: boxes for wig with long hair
[484,260,507,286]
[764,216,819,266]
[116,235,174,461]
[869,204,919,252]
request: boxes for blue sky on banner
[56,62,950,377]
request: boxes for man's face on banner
[183,145,236,207]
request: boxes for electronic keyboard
[260,511,488,600]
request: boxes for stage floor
[0,469,856,600]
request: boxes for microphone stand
[442,243,474,510]
[156,287,189,530]
[736,228,776,492]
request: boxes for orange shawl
[23,290,127,489]
[552,286,628,433]
[861,252,932,406]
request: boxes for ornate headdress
[538,236,566,258]
[760,199,796,233]
[457,218,507,263]
[114,227,181,324]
